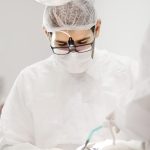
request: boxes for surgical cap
[35,0,75,6]
[35,0,97,32]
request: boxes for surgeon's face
[43,20,101,73]
[51,29,94,48]
[43,20,101,49]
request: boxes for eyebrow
[55,37,91,44]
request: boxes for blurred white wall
[0,0,49,98]
[95,0,150,59]
[0,0,150,98]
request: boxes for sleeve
[129,59,139,87]
[115,77,150,141]
[125,93,150,141]
[0,70,51,150]
[110,58,141,140]
[140,23,150,79]
[115,90,150,141]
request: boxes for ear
[95,19,101,38]
[42,26,50,40]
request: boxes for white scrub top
[0,50,138,150]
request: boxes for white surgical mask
[54,51,93,74]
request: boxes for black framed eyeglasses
[50,25,96,55]
[50,39,95,55]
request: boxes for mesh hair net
[36,0,97,32]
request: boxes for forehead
[52,29,93,42]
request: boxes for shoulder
[94,49,139,87]
[107,50,139,81]
[95,49,136,67]
[19,56,54,79]
[95,49,138,74]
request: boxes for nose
[69,46,78,53]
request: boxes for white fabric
[54,51,93,74]
[93,140,142,150]
[140,24,150,79]
[0,49,138,150]
[42,0,97,32]
[34,0,94,6]
[114,24,150,147]
[115,81,150,149]
[35,0,73,6]
[76,140,142,150]
[115,80,150,141]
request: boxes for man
[0,0,138,150]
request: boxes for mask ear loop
[91,26,96,59]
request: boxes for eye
[58,43,67,47]
[54,42,67,47]
[78,40,88,45]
